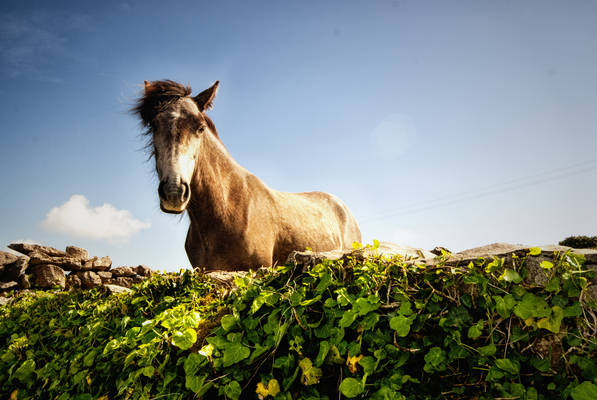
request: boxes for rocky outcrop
[1,242,156,296]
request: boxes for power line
[360,159,597,222]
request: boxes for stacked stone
[0,243,154,293]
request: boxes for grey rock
[66,274,82,289]
[286,242,436,268]
[112,276,133,288]
[0,251,18,266]
[8,243,66,257]
[131,274,145,284]
[30,264,66,289]
[454,243,529,261]
[0,296,11,306]
[97,271,112,283]
[3,257,29,280]
[65,246,89,261]
[75,271,102,289]
[82,257,98,270]
[103,284,132,295]
[523,256,552,287]
[93,256,112,271]
[19,274,31,289]
[0,281,18,290]
[111,266,135,277]
[28,251,82,271]
[134,265,153,277]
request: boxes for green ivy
[0,247,595,399]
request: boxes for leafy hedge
[1,246,596,399]
[559,236,597,249]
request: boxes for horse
[133,80,361,270]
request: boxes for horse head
[134,80,219,214]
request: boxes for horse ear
[193,81,219,111]
[144,80,152,94]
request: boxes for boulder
[93,256,112,271]
[2,257,29,280]
[0,251,18,266]
[65,246,89,261]
[8,243,66,257]
[82,257,97,270]
[103,284,132,295]
[0,281,18,291]
[97,271,112,283]
[28,251,82,271]
[66,274,82,289]
[286,241,436,268]
[30,264,66,289]
[131,275,145,284]
[112,277,133,288]
[75,271,102,289]
[19,274,31,289]
[111,266,135,277]
[134,265,153,277]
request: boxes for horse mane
[132,80,192,126]
[132,80,221,158]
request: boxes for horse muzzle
[158,180,190,214]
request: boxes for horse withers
[133,80,361,270]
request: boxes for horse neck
[187,132,250,224]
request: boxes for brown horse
[134,80,361,270]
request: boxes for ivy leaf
[358,356,377,375]
[298,358,322,385]
[220,315,237,332]
[346,354,363,373]
[184,353,205,376]
[339,377,364,398]
[478,343,497,357]
[514,293,551,320]
[571,381,597,400]
[223,380,242,400]
[536,306,564,333]
[498,269,522,283]
[171,328,197,350]
[540,261,554,269]
[339,311,358,328]
[528,247,541,256]
[494,294,517,318]
[255,379,280,399]
[314,341,330,367]
[467,320,484,339]
[13,359,36,384]
[495,358,520,375]
[354,297,379,316]
[389,315,414,337]
[424,347,447,372]
[185,374,206,394]
[222,342,250,367]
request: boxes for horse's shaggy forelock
[132,80,220,160]
[132,80,192,126]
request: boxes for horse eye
[198,125,206,133]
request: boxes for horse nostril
[181,182,190,201]
[158,181,167,200]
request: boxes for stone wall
[0,243,155,295]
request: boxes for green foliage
[559,235,597,249]
[1,248,595,399]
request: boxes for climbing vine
[1,245,596,399]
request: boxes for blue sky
[1,0,596,271]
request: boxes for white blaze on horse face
[153,99,202,213]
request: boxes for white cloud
[370,113,417,159]
[42,195,150,243]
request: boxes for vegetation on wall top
[0,244,596,399]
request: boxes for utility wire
[361,159,597,222]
